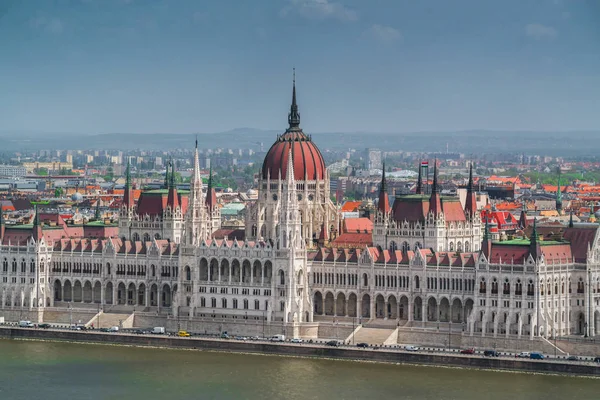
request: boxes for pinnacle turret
[287,68,301,129]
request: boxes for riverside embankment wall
[1,327,598,377]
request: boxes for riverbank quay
[1,327,599,377]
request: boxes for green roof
[86,220,118,227]
[494,239,567,246]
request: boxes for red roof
[392,196,466,222]
[341,201,361,212]
[342,218,373,233]
[261,130,326,181]
[331,232,373,247]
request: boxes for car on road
[178,330,191,337]
[529,352,545,360]
[594,356,600,363]
[404,345,419,352]
[70,325,82,331]
[516,352,530,358]
[460,348,475,355]
[249,336,260,341]
[356,343,369,348]
[220,333,230,339]
[291,338,303,344]
[234,336,248,341]
[38,323,51,329]
[326,340,340,347]
[484,350,499,357]
[100,327,111,332]
[108,326,119,333]
[567,355,579,361]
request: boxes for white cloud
[364,24,402,43]
[280,0,358,22]
[29,16,63,34]
[525,23,558,40]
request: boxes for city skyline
[1,0,599,134]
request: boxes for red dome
[261,130,326,181]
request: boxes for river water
[0,339,597,400]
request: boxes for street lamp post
[262,310,265,338]
[69,303,72,327]
[352,316,355,345]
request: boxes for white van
[152,327,165,334]
[270,334,285,342]
[18,320,34,328]
[108,326,119,332]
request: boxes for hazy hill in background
[0,129,597,157]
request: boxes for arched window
[363,273,369,287]
[151,265,156,277]
[527,280,534,296]
[30,260,35,274]
[185,266,191,281]
[200,297,206,307]
[389,241,397,252]
[21,259,26,273]
[106,263,111,275]
[221,298,227,308]
[456,242,462,252]
[415,275,420,289]
[143,233,150,242]
[11,259,16,273]
[414,242,422,251]
[401,242,410,253]
[491,279,498,294]
[154,233,161,240]
[449,242,454,251]
[279,270,285,285]
[132,232,140,241]
[243,299,249,310]
[2,258,7,272]
[515,279,522,295]
[479,278,487,294]
[503,279,510,295]
[464,241,470,252]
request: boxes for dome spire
[288,68,301,129]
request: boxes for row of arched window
[198,297,269,311]
[1,258,41,274]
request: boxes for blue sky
[0,0,598,134]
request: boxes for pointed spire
[95,200,101,220]
[125,158,131,189]
[431,159,438,195]
[529,217,541,261]
[378,162,390,214]
[164,160,170,189]
[206,165,217,211]
[123,159,133,210]
[287,68,301,129]
[467,162,474,192]
[169,158,175,189]
[556,167,563,214]
[416,161,423,194]
[33,205,40,226]
[465,162,477,217]
[531,218,539,242]
[569,210,574,228]
[167,159,179,210]
[380,161,387,193]
[429,159,442,216]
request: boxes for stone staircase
[89,312,133,329]
[350,326,397,345]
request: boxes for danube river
[0,340,597,399]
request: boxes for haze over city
[1,0,599,134]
